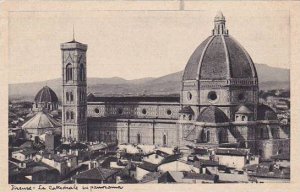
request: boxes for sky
[8,9,290,84]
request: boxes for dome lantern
[212,11,228,35]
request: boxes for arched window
[70,92,74,102]
[200,129,206,143]
[207,131,210,142]
[137,133,141,144]
[163,134,167,146]
[79,64,84,81]
[242,116,246,121]
[66,63,72,82]
[66,111,70,120]
[66,92,69,101]
[70,112,74,119]
[260,128,264,139]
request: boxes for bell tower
[61,38,88,142]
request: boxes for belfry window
[66,92,69,101]
[66,63,73,82]
[70,92,74,102]
[163,134,167,145]
[79,64,85,81]
[137,133,141,144]
[66,111,70,120]
[207,131,210,142]
[260,128,264,139]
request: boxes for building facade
[61,12,289,159]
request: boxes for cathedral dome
[35,86,58,103]
[197,106,228,123]
[183,12,257,81]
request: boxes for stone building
[60,12,289,159]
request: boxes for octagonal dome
[35,86,58,103]
[183,12,257,81]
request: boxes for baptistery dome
[35,86,58,103]
[183,11,257,80]
[34,86,59,112]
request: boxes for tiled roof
[13,148,37,156]
[193,148,209,155]
[87,94,180,103]
[160,154,181,165]
[22,111,61,129]
[42,153,76,162]
[138,162,158,172]
[248,164,290,179]
[218,173,249,183]
[193,159,219,168]
[9,162,18,170]
[243,164,258,172]
[56,142,88,151]
[183,172,217,181]
[216,148,248,156]
[271,153,290,161]
[140,172,162,183]
[73,167,118,180]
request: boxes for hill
[9,63,289,101]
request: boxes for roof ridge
[44,112,54,128]
[96,166,105,179]
[196,35,215,80]
[221,35,231,78]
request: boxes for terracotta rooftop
[73,167,118,180]
[87,94,180,103]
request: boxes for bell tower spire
[212,11,228,35]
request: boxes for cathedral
[60,12,289,159]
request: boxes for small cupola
[235,105,253,122]
[179,106,194,120]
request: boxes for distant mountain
[9,63,289,101]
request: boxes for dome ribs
[224,36,256,79]
[221,35,232,79]
[200,35,228,80]
[34,86,59,103]
[196,36,215,80]
[183,36,212,81]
